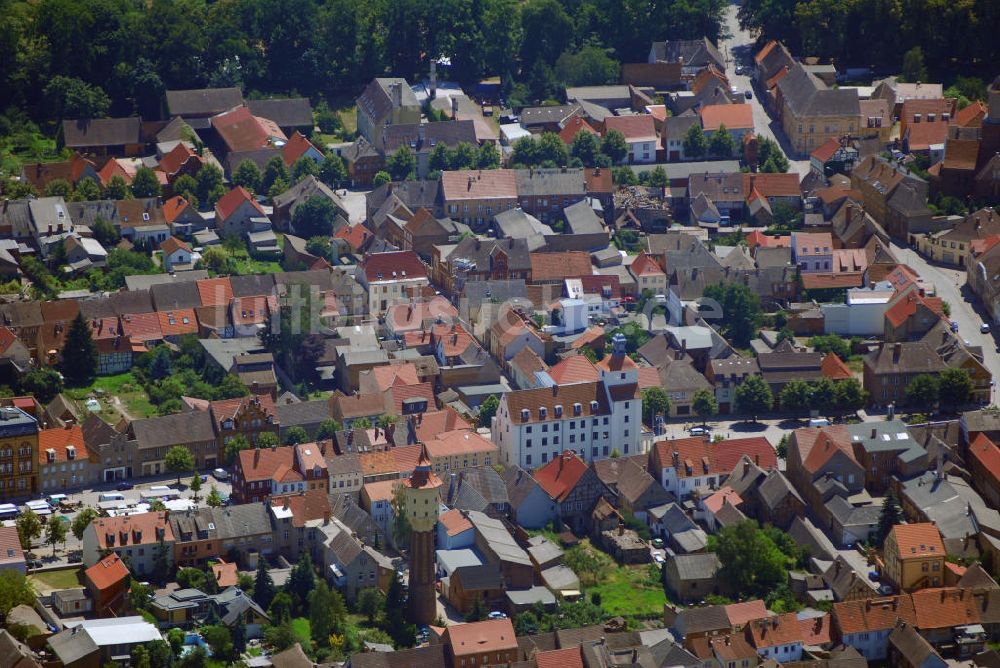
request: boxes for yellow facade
[0,407,40,499]
[783,111,861,156]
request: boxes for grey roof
[62,117,141,148]
[788,516,837,561]
[48,628,99,665]
[453,564,503,590]
[446,236,533,273]
[526,536,563,565]
[563,199,604,235]
[675,605,730,634]
[150,281,202,310]
[466,510,531,566]
[347,644,446,668]
[272,175,344,215]
[275,400,329,428]
[246,98,313,128]
[494,208,553,246]
[214,586,269,626]
[357,78,419,123]
[230,274,277,297]
[666,552,721,581]
[889,622,945,668]
[519,105,580,127]
[664,114,701,142]
[505,585,556,607]
[565,85,632,103]
[436,548,483,573]
[124,270,208,292]
[649,502,699,535]
[166,88,244,117]
[672,528,709,553]
[327,527,364,566]
[211,503,272,538]
[650,38,724,70]
[461,279,528,303]
[201,337,268,369]
[847,420,926,463]
[452,467,509,507]
[825,495,880,529]
[515,168,587,197]
[540,564,579,591]
[503,465,545,508]
[776,64,860,118]
[758,469,804,510]
[382,120,478,154]
[131,410,216,448]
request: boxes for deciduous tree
[165,445,194,484]
[734,375,773,420]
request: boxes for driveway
[338,188,370,225]
[717,3,811,177]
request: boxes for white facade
[757,642,803,662]
[660,462,725,500]
[627,139,658,164]
[822,283,893,336]
[841,629,893,660]
[492,368,643,469]
[358,273,430,315]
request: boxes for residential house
[603,116,658,164]
[918,208,1000,267]
[271,175,348,231]
[492,374,642,470]
[215,186,270,237]
[37,424,94,493]
[0,525,25,573]
[423,430,498,477]
[356,78,421,147]
[651,436,776,500]
[850,156,933,240]
[432,237,532,297]
[440,169,518,229]
[209,394,280,465]
[515,168,589,224]
[699,105,754,156]
[706,356,760,414]
[649,38,725,76]
[82,512,174,576]
[128,410,217,477]
[160,236,194,272]
[968,434,1000,507]
[381,121,479,179]
[384,207,469,261]
[61,117,144,157]
[532,450,613,535]
[863,342,947,408]
[883,523,946,591]
[746,614,805,662]
[757,349,825,403]
[593,455,671,521]
[832,596,910,660]
[502,466,557,529]
[83,553,129,617]
[48,617,162,668]
[663,553,723,602]
[786,426,866,526]
[232,441,330,503]
[444,619,518,668]
[774,64,861,156]
[888,622,947,668]
[356,250,430,314]
[628,252,667,296]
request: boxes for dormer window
[67,446,76,460]
[554,404,563,418]
[223,419,234,430]
[574,403,582,415]
[46,449,56,463]
[520,408,530,421]
[590,400,599,411]
[539,407,547,419]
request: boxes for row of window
[523,443,630,466]
[0,446,34,458]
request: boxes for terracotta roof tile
[215,186,266,221]
[821,352,853,381]
[196,277,234,307]
[603,115,657,141]
[282,131,320,166]
[969,434,1000,485]
[361,251,428,283]
[446,619,518,657]
[559,117,599,145]
[159,236,191,256]
[530,251,592,282]
[546,356,600,385]
[38,424,85,465]
[85,553,129,591]
[890,523,944,559]
[909,588,981,629]
[833,596,914,634]
[439,508,474,537]
[162,195,192,224]
[700,104,754,131]
[811,138,842,163]
[119,312,163,342]
[441,169,518,201]
[90,511,174,550]
[534,450,590,502]
[629,251,665,277]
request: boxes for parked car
[67,553,82,564]
[982,323,991,334]
[116,481,134,490]
[688,426,710,436]
[212,468,230,481]
[653,553,665,564]
[951,320,959,332]
[744,90,753,99]
[651,538,664,548]
[26,559,43,570]
[488,611,507,620]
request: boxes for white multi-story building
[356,251,430,315]
[492,338,643,468]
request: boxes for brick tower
[404,451,442,624]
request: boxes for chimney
[743,459,750,476]
[391,82,402,108]
[451,97,459,119]
[871,427,877,439]
[430,60,437,99]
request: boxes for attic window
[573,403,582,415]
[208,523,216,530]
[539,407,547,419]
[143,212,150,221]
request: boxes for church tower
[404,451,442,624]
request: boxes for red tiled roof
[821,353,853,381]
[530,252,593,282]
[801,428,855,473]
[414,408,472,443]
[215,186,266,221]
[160,236,192,256]
[0,526,24,567]
[799,614,832,646]
[747,613,803,649]
[162,195,192,224]
[885,290,944,328]
[385,297,458,333]
[969,434,1000,484]
[197,277,234,307]
[755,40,778,64]
[745,172,802,198]
[439,508,474,537]
[955,100,988,128]
[90,511,174,549]
[97,158,132,186]
[811,138,842,163]
[547,356,600,385]
[596,352,638,372]
[909,588,981,629]
[832,596,913,634]
[85,553,129,591]
[119,312,163,342]
[158,143,198,176]
[725,600,768,627]
[905,121,949,151]
[362,251,428,283]
[157,309,198,337]
[38,424,85,465]
[534,450,589,502]
[603,115,657,141]
[386,382,436,416]
[746,230,791,249]
[369,363,420,392]
[559,117,599,145]
[212,560,239,588]
[890,523,944,559]
[238,444,297,484]
[441,169,518,201]
[653,436,776,478]
[231,295,275,326]
[212,105,286,153]
[446,619,518,657]
[0,327,22,355]
[270,488,331,527]
[536,647,584,668]
[700,104,754,131]
[423,430,496,459]
[703,487,742,514]
[335,224,373,253]
[211,394,276,424]
[801,272,864,290]
[629,251,665,277]
[282,131,319,167]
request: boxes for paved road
[891,241,999,399]
[717,3,811,177]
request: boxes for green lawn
[290,617,312,645]
[337,105,357,135]
[29,568,82,593]
[588,564,667,620]
[64,371,158,421]
[227,246,283,275]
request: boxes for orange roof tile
[159,236,192,256]
[801,428,855,474]
[755,40,778,65]
[746,230,791,249]
[424,430,496,460]
[196,277,233,307]
[725,600,768,627]
[890,523,944,559]
[909,588,981,629]
[446,619,518,657]
[653,436,776,479]
[536,647,584,668]
[559,117,599,145]
[703,487,742,514]
[547,356,600,385]
[441,169,518,201]
[158,143,198,176]
[833,596,913,634]
[955,100,987,128]
[212,560,239,588]
[119,312,163,342]
[629,251,665,277]
[215,186,266,221]
[282,131,320,167]
[969,434,1000,485]
[603,115,657,141]
[534,450,589,502]
[439,508,474,537]
[335,224,373,252]
[162,195,192,224]
[414,408,472,443]
[364,478,402,503]
[700,104,754,131]
[811,138,842,163]
[596,351,638,372]
[90,511,174,550]
[85,553,130,590]
[745,172,802,198]
[530,251,593,282]
[38,424,85,465]
[158,307,202,336]
[799,614,832,646]
[821,352,853,381]
[747,613,803,649]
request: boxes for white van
[808,418,831,428]
[99,492,126,503]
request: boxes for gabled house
[160,236,194,272]
[534,450,614,534]
[651,436,776,500]
[356,78,421,147]
[215,186,270,237]
[603,116,658,164]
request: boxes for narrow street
[717,3,811,177]
[890,240,1000,398]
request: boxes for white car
[982,323,992,334]
[212,468,230,481]
[688,426,710,436]
[653,553,665,564]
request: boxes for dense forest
[738,0,1000,79]
[0,0,727,124]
